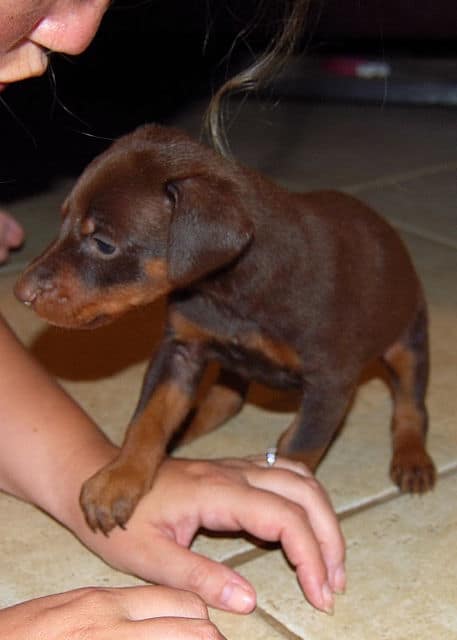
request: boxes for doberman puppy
[15,124,436,534]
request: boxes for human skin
[0,586,226,640]
[0,311,345,636]
[0,1,346,635]
[0,1,112,257]
[0,212,24,262]
[0,312,345,616]
[0,0,110,86]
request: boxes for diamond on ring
[265,447,277,467]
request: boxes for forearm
[0,315,117,529]
[0,317,346,616]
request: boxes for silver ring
[265,447,277,467]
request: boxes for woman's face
[0,0,110,89]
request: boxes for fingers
[129,617,226,639]
[244,460,346,595]
[7,217,24,248]
[119,586,225,639]
[0,210,24,264]
[1,586,225,640]
[202,456,345,600]
[108,585,211,620]
[112,589,228,640]
[247,454,314,477]
[184,458,345,612]
[216,484,336,613]
[133,536,256,614]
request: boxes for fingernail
[321,582,334,615]
[333,565,346,594]
[221,582,256,613]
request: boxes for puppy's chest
[212,335,302,389]
[169,303,302,389]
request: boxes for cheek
[78,256,171,309]
[74,257,171,320]
[83,253,144,289]
[0,2,47,52]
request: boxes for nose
[14,265,55,305]
[29,1,110,55]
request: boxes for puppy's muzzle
[15,264,56,307]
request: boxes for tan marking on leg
[182,383,245,443]
[170,310,212,343]
[384,341,435,493]
[242,332,302,370]
[80,380,193,533]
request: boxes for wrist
[49,436,118,537]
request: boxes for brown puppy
[15,124,436,534]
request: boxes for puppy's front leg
[80,339,205,534]
[277,377,356,471]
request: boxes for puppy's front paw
[80,461,149,534]
[390,448,436,494]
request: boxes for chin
[34,306,115,330]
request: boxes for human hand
[78,457,345,616]
[0,585,225,640]
[0,210,24,263]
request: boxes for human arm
[0,315,225,638]
[0,315,344,617]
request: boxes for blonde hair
[204,0,310,156]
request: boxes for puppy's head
[14,125,253,329]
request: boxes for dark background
[1,0,456,200]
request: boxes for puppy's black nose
[14,278,37,305]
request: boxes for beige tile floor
[1,100,456,639]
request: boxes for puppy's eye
[92,236,117,256]
[164,181,179,206]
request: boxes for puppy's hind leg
[383,305,436,493]
[180,369,248,444]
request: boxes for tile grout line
[225,545,272,570]
[256,605,304,640]
[337,489,399,522]
[386,219,457,251]
[389,216,457,250]
[342,160,457,196]
[342,161,457,251]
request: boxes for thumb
[144,537,256,613]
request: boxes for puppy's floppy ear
[166,175,253,286]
